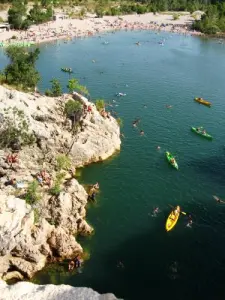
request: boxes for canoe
[194,97,211,107]
[61,68,73,73]
[191,127,212,140]
[166,206,180,232]
[165,151,178,170]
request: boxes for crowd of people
[1,13,201,46]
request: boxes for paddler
[174,206,180,216]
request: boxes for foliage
[46,78,62,97]
[8,0,27,30]
[25,180,40,205]
[95,6,104,18]
[173,13,180,20]
[33,207,40,224]
[56,154,71,171]
[192,3,225,34]
[0,106,35,149]
[116,117,123,127]
[64,99,82,117]
[95,99,105,111]
[27,3,53,24]
[0,16,4,23]
[4,46,40,90]
[49,183,61,196]
[49,172,65,196]
[67,78,89,95]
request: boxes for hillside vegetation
[1,0,225,34]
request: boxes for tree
[95,99,105,111]
[67,78,78,94]
[8,0,27,30]
[47,78,62,97]
[0,107,35,149]
[27,3,52,24]
[4,46,40,90]
[64,99,83,126]
[67,78,89,96]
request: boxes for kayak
[191,127,213,140]
[165,151,178,170]
[166,206,180,232]
[194,97,211,107]
[61,67,73,73]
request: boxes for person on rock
[68,260,75,271]
[75,255,81,268]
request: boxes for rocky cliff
[0,85,121,280]
[0,280,120,300]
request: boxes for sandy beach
[0,12,202,45]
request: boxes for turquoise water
[1,31,225,300]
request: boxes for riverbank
[0,12,202,46]
[0,85,121,281]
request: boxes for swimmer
[166,105,172,109]
[140,130,144,135]
[186,219,193,228]
[157,146,161,150]
[152,207,160,217]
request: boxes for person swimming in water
[140,130,144,136]
[157,146,161,150]
[152,207,160,217]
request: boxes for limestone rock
[47,227,82,258]
[0,281,121,300]
[0,85,121,280]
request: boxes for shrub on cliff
[56,154,71,171]
[25,180,40,205]
[0,107,35,149]
[67,78,89,96]
[116,117,123,127]
[95,99,105,111]
[4,46,40,90]
[45,78,62,97]
[49,172,65,196]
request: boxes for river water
[1,31,225,300]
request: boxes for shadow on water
[188,152,225,185]
[86,212,225,300]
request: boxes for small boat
[191,127,213,140]
[194,97,211,107]
[165,151,178,170]
[61,67,73,73]
[166,206,180,232]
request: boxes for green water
[1,31,225,300]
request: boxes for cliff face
[0,85,121,280]
[0,281,121,300]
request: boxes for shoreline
[0,12,203,46]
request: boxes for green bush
[4,46,40,90]
[116,117,123,127]
[173,13,180,20]
[47,78,62,97]
[49,183,61,196]
[56,154,71,171]
[49,171,65,196]
[95,99,105,111]
[64,99,82,117]
[0,107,35,149]
[25,180,40,205]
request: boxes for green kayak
[191,127,212,140]
[165,151,178,170]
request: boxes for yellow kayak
[165,206,180,232]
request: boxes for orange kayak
[194,97,211,107]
